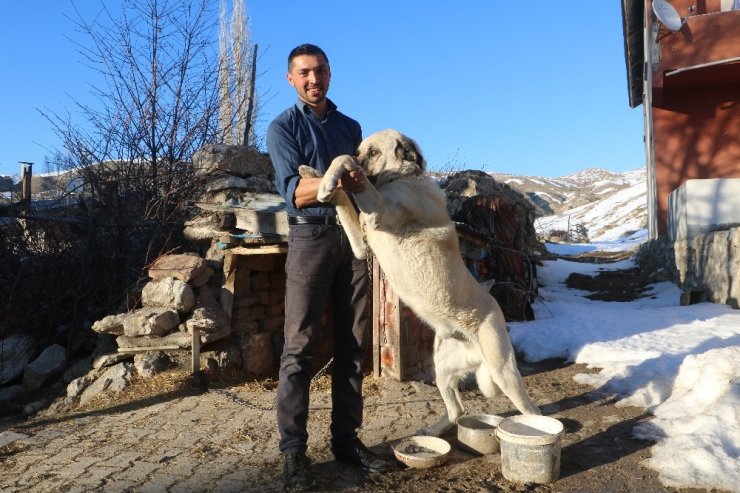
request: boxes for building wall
[653,86,740,233]
[650,4,740,234]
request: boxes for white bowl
[392,435,451,469]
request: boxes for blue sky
[0,1,645,179]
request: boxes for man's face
[287,54,331,108]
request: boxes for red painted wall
[650,3,740,234]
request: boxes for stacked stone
[227,252,288,377]
[91,254,227,349]
[183,144,277,244]
[193,144,274,203]
[673,227,740,307]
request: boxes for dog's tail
[475,365,502,398]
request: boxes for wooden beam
[228,245,288,255]
[192,327,201,375]
[118,346,183,352]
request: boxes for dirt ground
[1,251,727,492]
[317,251,717,493]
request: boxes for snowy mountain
[490,167,648,242]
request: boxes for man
[267,43,392,492]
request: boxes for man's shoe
[331,439,393,473]
[283,451,315,492]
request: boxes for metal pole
[19,162,33,212]
[643,5,659,239]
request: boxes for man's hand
[338,158,367,193]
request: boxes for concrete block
[668,178,740,241]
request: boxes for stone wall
[220,248,336,377]
[634,236,677,283]
[674,227,740,308]
[638,228,740,309]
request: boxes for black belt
[288,215,338,225]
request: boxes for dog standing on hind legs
[308,129,540,436]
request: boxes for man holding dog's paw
[267,43,392,492]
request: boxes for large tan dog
[308,129,540,436]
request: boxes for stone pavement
[0,376,437,493]
[0,363,669,493]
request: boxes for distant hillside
[490,167,647,242]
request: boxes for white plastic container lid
[496,415,564,446]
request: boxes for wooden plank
[220,252,238,319]
[192,327,201,375]
[118,346,183,352]
[377,267,403,381]
[229,245,288,255]
[372,256,381,379]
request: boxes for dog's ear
[395,138,425,171]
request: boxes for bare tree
[218,0,259,146]
[9,0,231,343]
[42,0,222,219]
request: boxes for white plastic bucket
[496,415,564,484]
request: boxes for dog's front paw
[316,180,336,203]
[298,165,322,179]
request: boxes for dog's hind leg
[417,337,466,437]
[477,322,540,416]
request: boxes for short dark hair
[288,44,329,70]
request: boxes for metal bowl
[456,414,504,455]
[392,435,451,469]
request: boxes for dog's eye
[368,149,379,157]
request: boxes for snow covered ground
[509,235,740,492]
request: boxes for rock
[148,254,209,284]
[133,351,175,378]
[93,333,118,357]
[191,267,215,288]
[43,396,78,415]
[185,286,231,335]
[192,144,272,179]
[122,307,180,337]
[67,372,99,398]
[183,215,224,242]
[241,175,276,193]
[200,326,232,345]
[92,352,133,369]
[204,175,248,193]
[141,277,195,313]
[0,431,29,448]
[201,339,242,371]
[0,384,29,412]
[63,356,93,383]
[206,241,227,264]
[92,313,128,336]
[79,363,134,405]
[23,344,67,391]
[0,334,36,384]
[24,399,48,416]
[240,333,273,376]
